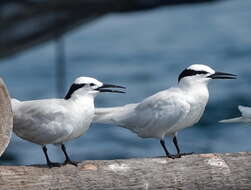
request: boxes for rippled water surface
[1,0,251,165]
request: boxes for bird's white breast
[64,98,95,142]
[12,96,95,145]
[167,85,209,134]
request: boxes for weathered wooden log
[0,0,223,59]
[0,152,251,189]
[0,78,13,157]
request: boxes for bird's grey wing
[13,99,71,144]
[121,90,190,138]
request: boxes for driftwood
[0,78,13,157]
[0,0,223,59]
[0,152,251,189]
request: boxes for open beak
[97,84,126,93]
[208,72,237,79]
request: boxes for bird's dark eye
[90,83,95,86]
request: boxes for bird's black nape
[178,69,208,82]
[64,83,86,100]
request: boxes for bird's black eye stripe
[64,83,86,100]
[90,83,95,86]
[178,69,208,82]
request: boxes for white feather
[11,76,105,146]
[94,64,236,142]
[94,64,236,156]
[12,97,95,145]
[95,84,209,139]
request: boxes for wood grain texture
[0,152,251,189]
[0,78,13,157]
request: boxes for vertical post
[55,37,66,97]
[0,78,13,157]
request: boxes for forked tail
[94,104,137,126]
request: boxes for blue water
[1,0,251,165]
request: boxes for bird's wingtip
[218,117,243,124]
[218,119,229,123]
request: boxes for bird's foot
[47,162,61,168]
[166,154,176,159]
[165,152,193,159]
[63,159,79,166]
[180,152,194,156]
[173,152,194,158]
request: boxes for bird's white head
[64,77,125,100]
[178,64,237,87]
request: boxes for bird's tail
[219,117,244,123]
[94,104,136,126]
[94,107,121,125]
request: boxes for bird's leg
[172,136,193,158]
[173,136,181,157]
[42,146,61,168]
[160,139,175,159]
[61,144,78,166]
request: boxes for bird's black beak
[97,84,126,93]
[208,72,237,79]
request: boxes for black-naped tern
[12,77,125,167]
[94,64,237,158]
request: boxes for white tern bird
[12,77,125,167]
[94,64,237,158]
[220,105,251,124]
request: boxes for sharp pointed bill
[94,64,237,159]
[178,65,237,82]
[97,84,126,93]
[11,76,125,167]
[64,78,126,100]
[208,72,237,79]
